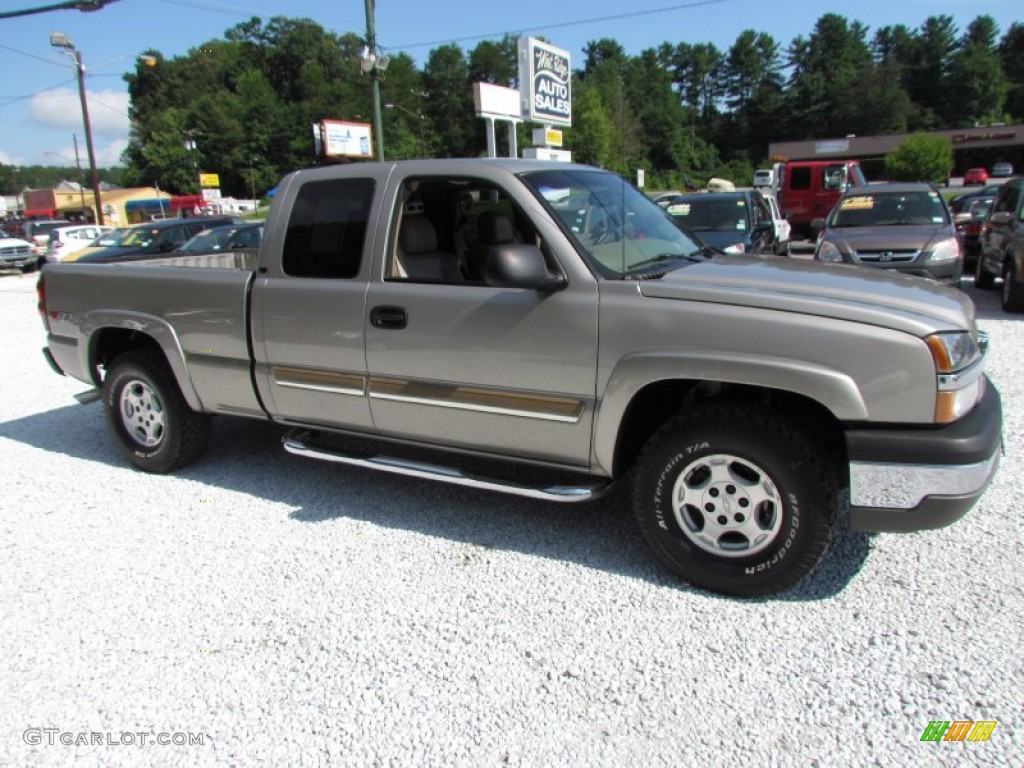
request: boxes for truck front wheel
[103,350,211,473]
[632,404,834,597]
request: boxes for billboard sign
[322,120,373,159]
[518,36,571,126]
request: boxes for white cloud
[0,149,11,165]
[28,88,130,139]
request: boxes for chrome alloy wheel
[120,379,166,447]
[672,453,783,558]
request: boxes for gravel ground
[0,270,1020,766]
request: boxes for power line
[0,0,119,20]
[385,0,730,51]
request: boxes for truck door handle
[370,305,408,329]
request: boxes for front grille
[854,249,920,264]
[0,245,30,256]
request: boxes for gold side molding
[272,366,366,396]
[369,377,585,423]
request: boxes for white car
[46,224,116,263]
[762,193,792,254]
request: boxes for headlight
[815,240,842,262]
[925,332,984,423]
[925,332,979,373]
[722,243,746,254]
[925,237,961,263]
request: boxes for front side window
[522,169,705,278]
[283,178,374,278]
[830,190,949,228]
[387,176,545,284]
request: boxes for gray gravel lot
[0,270,1021,766]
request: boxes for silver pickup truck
[38,159,1002,597]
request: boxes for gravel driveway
[1,270,1020,766]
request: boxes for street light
[384,103,426,158]
[49,31,104,224]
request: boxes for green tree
[999,22,1024,120]
[943,16,1009,126]
[884,133,953,182]
[422,44,477,157]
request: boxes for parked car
[665,190,783,255]
[963,167,989,186]
[61,228,129,263]
[813,182,961,283]
[45,224,116,263]
[0,235,36,272]
[763,193,791,255]
[752,168,774,189]
[23,219,71,266]
[74,217,241,263]
[974,176,1024,311]
[991,162,1014,178]
[175,222,263,255]
[954,196,994,267]
[949,183,1004,214]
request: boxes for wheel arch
[83,313,203,411]
[597,354,860,479]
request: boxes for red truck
[778,159,866,239]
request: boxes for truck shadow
[0,402,870,601]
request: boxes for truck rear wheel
[632,404,834,597]
[103,350,211,473]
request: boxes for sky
[0,0,1019,171]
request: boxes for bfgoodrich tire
[633,404,834,597]
[103,350,212,473]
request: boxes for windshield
[119,228,159,247]
[520,169,706,277]
[665,197,749,233]
[830,190,949,228]
[180,225,262,253]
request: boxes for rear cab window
[282,178,375,278]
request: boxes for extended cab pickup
[38,159,1002,597]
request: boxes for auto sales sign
[518,36,571,126]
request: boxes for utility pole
[364,0,384,161]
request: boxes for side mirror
[485,244,566,292]
[159,239,176,252]
[954,212,972,224]
[810,217,826,233]
[990,211,1013,226]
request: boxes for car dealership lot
[1,271,1021,765]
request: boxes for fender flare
[594,350,867,475]
[80,309,204,411]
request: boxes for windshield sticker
[932,217,944,223]
[735,222,745,230]
[667,203,690,216]
[840,196,875,210]
[736,200,746,206]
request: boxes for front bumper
[846,379,1002,532]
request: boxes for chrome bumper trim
[850,451,1000,510]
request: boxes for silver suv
[812,183,961,283]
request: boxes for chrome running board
[282,430,609,503]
